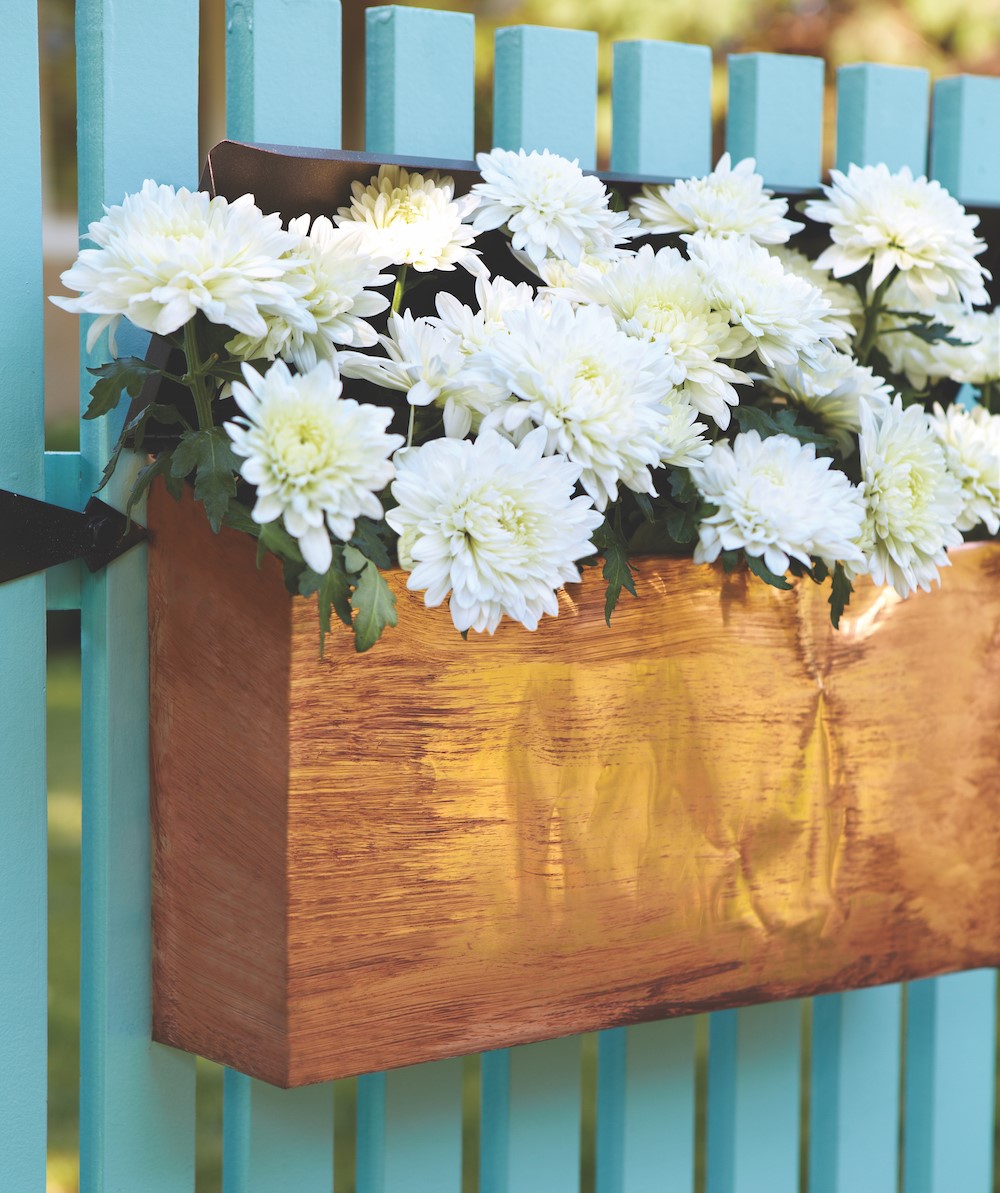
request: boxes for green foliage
[300,552,354,657]
[593,517,636,626]
[351,558,398,652]
[732,404,836,452]
[745,551,793,590]
[83,357,161,419]
[169,428,240,532]
[829,563,854,629]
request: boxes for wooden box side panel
[282,545,1000,1085]
[150,483,294,1085]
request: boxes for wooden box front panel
[150,485,1000,1087]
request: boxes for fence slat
[365,5,474,160]
[706,1003,802,1193]
[930,75,1000,205]
[356,1060,463,1193]
[75,2,199,1189]
[836,64,930,174]
[809,986,902,1193]
[493,25,598,168]
[727,53,824,189]
[45,452,84,610]
[222,1070,334,1193]
[596,1020,697,1193]
[0,21,46,1193]
[226,0,342,149]
[611,40,712,178]
[904,970,998,1193]
[481,1038,582,1193]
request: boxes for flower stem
[183,320,214,431]
[855,271,894,368]
[392,264,409,316]
[406,402,417,449]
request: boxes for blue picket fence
[1,2,998,1190]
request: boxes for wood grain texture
[149,483,1000,1088]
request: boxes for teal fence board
[809,986,903,1193]
[904,969,998,1193]
[366,5,474,160]
[75,2,200,1189]
[0,7,46,1181]
[836,64,930,174]
[493,25,599,168]
[44,452,84,611]
[931,75,1000,205]
[611,40,712,179]
[481,1039,583,1193]
[226,0,342,149]
[727,53,825,189]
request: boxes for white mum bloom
[765,346,893,455]
[929,402,1000,534]
[689,235,852,369]
[561,244,750,429]
[935,307,1000,386]
[854,397,964,597]
[51,180,304,353]
[769,244,863,334]
[485,299,709,509]
[694,431,866,575]
[386,428,603,634]
[224,359,403,574]
[227,217,393,369]
[334,164,481,274]
[631,154,803,245]
[471,148,637,269]
[803,163,989,307]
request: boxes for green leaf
[84,357,162,420]
[633,491,655,522]
[349,517,393,570]
[667,466,698,503]
[665,505,698,546]
[721,549,741,574]
[258,518,304,564]
[125,453,171,520]
[300,552,354,655]
[733,404,836,452]
[745,552,793,590]
[169,428,240,533]
[223,502,260,537]
[351,560,397,653]
[593,519,637,626]
[342,545,367,574]
[829,563,854,629]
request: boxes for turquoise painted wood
[836,64,930,175]
[707,1003,803,1193]
[931,75,1000,204]
[44,453,84,611]
[0,6,46,1191]
[75,2,200,1189]
[481,1038,583,1193]
[596,1020,697,1193]
[809,987,902,1193]
[221,1071,334,1193]
[727,53,825,189]
[904,969,998,1193]
[226,0,342,149]
[493,25,599,168]
[366,5,475,160]
[356,1060,463,1193]
[611,40,712,178]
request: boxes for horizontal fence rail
[1,2,998,1191]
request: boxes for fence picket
[836,64,930,175]
[930,75,1000,204]
[596,1020,697,1193]
[809,987,903,1193]
[0,11,46,1190]
[904,970,998,1193]
[493,25,599,168]
[611,40,712,178]
[75,2,200,1188]
[727,53,824,189]
[481,1038,583,1193]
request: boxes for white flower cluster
[51,150,999,647]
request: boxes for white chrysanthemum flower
[694,431,866,575]
[227,217,393,369]
[689,235,852,369]
[334,164,481,274]
[386,428,603,634]
[936,307,1000,385]
[485,299,709,509]
[769,244,864,334]
[224,359,403,574]
[560,244,750,429]
[804,163,989,307]
[854,397,964,597]
[51,180,305,353]
[929,402,1000,534]
[631,154,803,245]
[764,346,894,454]
[470,148,637,269]
[879,292,1000,390]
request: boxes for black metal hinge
[0,490,147,585]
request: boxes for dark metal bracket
[0,490,147,585]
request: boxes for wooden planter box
[149,483,1000,1088]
